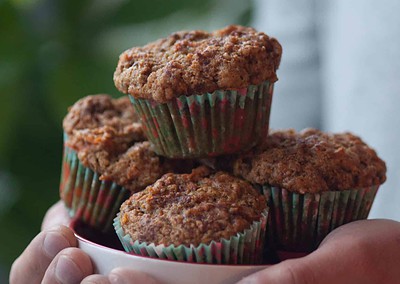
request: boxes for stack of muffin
[60,25,386,265]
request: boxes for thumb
[238,220,400,284]
[108,267,161,284]
[237,256,316,284]
[42,201,71,231]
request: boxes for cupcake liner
[59,146,130,232]
[130,81,273,158]
[263,185,379,252]
[113,209,268,265]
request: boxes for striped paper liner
[60,146,130,232]
[130,81,273,158]
[113,209,269,265]
[263,185,379,253]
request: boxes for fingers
[81,268,160,284]
[42,247,93,284]
[315,219,400,283]
[237,257,317,284]
[81,275,110,284]
[237,228,361,284]
[42,200,71,231]
[10,225,77,284]
[238,219,400,284]
[108,268,160,284]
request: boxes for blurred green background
[0,0,252,280]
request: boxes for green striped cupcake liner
[59,146,130,233]
[262,185,379,253]
[129,81,274,159]
[113,209,269,265]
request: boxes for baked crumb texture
[114,25,282,103]
[234,128,386,193]
[63,94,171,193]
[113,25,281,158]
[115,166,268,264]
[233,128,386,253]
[61,95,188,232]
[60,94,143,231]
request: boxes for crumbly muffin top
[114,25,282,103]
[119,166,267,246]
[63,94,146,155]
[233,129,386,193]
[63,94,140,134]
[63,95,173,192]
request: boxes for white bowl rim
[70,219,272,268]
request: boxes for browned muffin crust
[119,166,267,246]
[63,94,145,155]
[79,141,171,192]
[63,95,140,134]
[234,129,387,194]
[114,25,282,103]
[63,95,172,192]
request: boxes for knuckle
[10,254,44,284]
[284,260,317,284]
[10,230,64,284]
[60,246,83,257]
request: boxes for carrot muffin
[113,25,282,158]
[233,128,386,254]
[60,95,178,232]
[114,166,268,264]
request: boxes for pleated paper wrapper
[129,81,274,158]
[113,209,269,265]
[60,146,130,233]
[263,185,379,253]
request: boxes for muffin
[114,25,282,158]
[114,166,268,264]
[61,94,175,232]
[233,128,386,255]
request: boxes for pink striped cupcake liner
[263,185,379,254]
[60,146,130,232]
[113,209,268,265]
[129,81,274,158]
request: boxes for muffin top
[119,166,267,246]
[63,94,146,151]
[114,25,282,103]
[63,95,173,192]
[234,129,387,194]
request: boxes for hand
[10,201,93,284]
[10,201,160,284]
[81,268,160,284]
[238,219,400,284]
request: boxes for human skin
[9,201,157,284]
[238,219,400,284]
[10,201,400,284]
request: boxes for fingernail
[81,275,109,284]
[109,273,127,284]
[109,269,157,284]
[55,255,83,284]
[237,276,257,284]
[43,229,70,258]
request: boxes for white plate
[71,220,270,284]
